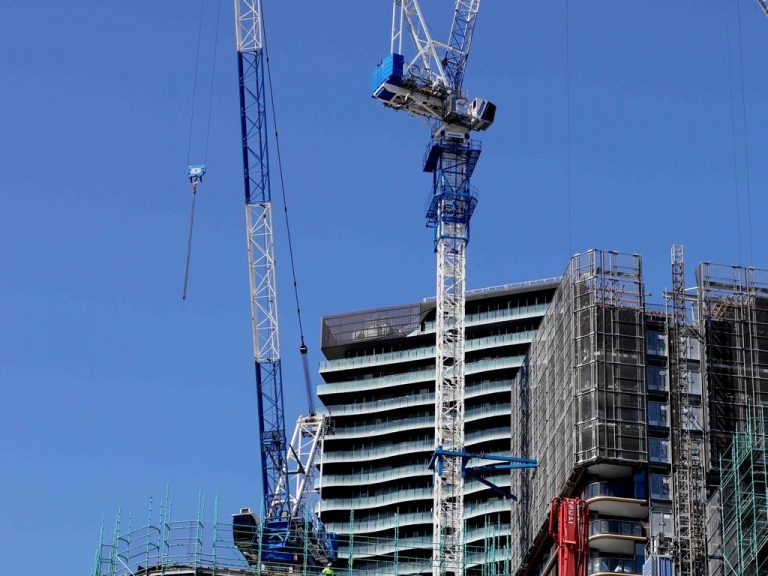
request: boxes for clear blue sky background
[1,1,766,573]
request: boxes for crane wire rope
[182,0,221,300]
[735,0,755,266]
[261,8,316,414]
[725,0,744,266]
[564,0,573,258]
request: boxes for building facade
[510,249,768,576]
[317,279,560,574]
[316,248,768,576]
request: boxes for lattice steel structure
[719,407,768,576]
[511,250,648,574]
[371,2,493,574]
[92,499,519,576]
[669,245,707,576]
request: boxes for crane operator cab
[468,98,496,131]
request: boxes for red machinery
[549,497,590,576]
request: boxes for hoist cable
[182,183,198,301]
[186,0,205,166]
[261,8,316,413]
[203,0,222,164]
[564,0,573,258]
[724,0,743,266]
[735,0,755,266]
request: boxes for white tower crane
[372,2,495,575]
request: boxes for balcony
[583,481,648,519]
[588,555,642,576]
[330,403,510,440]
[324,379,511,416]
[589,519,646,554]
[317,355,524,396]
[319,330,536,373]
[322,426,510,463]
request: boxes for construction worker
[322,563,334,576]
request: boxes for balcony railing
[323,426,511,463]
[330,403,510,439]
[324,379,512,416]
[590,519,644,538]
[583,481,641,501]
[588,556,641,575]
[318,356,524,396]
[320,331,536,373]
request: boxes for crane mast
[373,2,494,575]
[231,2,336,568]
[235,0,288,519]
[758,1,768,17]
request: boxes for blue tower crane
[229,1,335,569]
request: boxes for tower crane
[758,0,768,17]
[228,0,336,569]
[372,3,496,576]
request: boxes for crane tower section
[235,0,287,519]
[372,2,494,575]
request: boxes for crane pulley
[182,164,206,301]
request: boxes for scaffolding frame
[669,246,707,576]
[94,497,520,576]
[719,406,768,576]
[510,249,647,574]
[697,263,768,475]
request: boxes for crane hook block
[187,164,207,183]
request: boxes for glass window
[688,371,702,395]
[683,406,704,431]
[646,331,667,356]
[651,474,672,500]
[651,511,674,537]
[646,366,668,392]
[650,437,670,463]
[648,401,668,426]
[687,336,701,361]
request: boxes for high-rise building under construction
[318,248,768,576]
[317,279,560,573]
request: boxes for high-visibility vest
[322,568,334,575]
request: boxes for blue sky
[1,1,766,573]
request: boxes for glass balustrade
[326,379,513,416]
[590,519,644,538]
[583,481,641,501]
[588,556,641,574]
[320,331,536,373]
[319,356,524,395]
[331,403,510,439]
[323,427,509,462]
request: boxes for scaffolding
[719,407,768,576]
[697,263,768,476]
[669,246,706,576]
[511,249,647,574]
[93,498,520,576]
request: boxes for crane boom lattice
[232,1,335,567]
